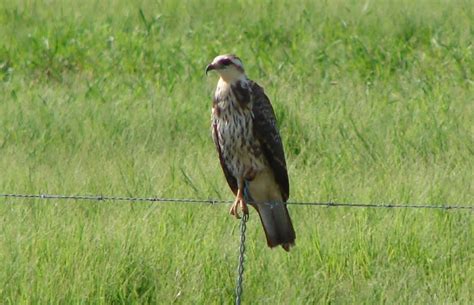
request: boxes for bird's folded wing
[250,81,289,202]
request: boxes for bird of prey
[206,54,296,251]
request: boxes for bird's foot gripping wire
[230,189,248,219]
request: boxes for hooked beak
[205,63,216,75]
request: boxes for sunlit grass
[0,0,472,303]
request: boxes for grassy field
[0,0,473,303]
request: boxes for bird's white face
[206,54,246,83]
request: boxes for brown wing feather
[250,81,290,201]
[212,119,238,196]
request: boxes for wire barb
[235,213,248,305]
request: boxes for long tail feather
[244,180,296,251]
[254,202,296,251]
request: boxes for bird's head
[205,54,246,83]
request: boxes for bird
[206,54,296,251]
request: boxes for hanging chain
[235,213,249,305]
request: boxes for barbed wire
[0,193,472,211]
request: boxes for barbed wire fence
[1,193,473,210]
[1,192,473,304]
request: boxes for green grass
[0,0,473,303]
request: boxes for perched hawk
[206,54,296,251]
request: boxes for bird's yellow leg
[229,186,249,219]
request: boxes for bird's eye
[220,59,233,66]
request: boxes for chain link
[235,213,249,305]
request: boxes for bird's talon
[241,203,249,215]
[230,195,246,219]
[229,204,241,219]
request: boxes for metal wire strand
[235,213,249,305]
[0,193,472,211]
